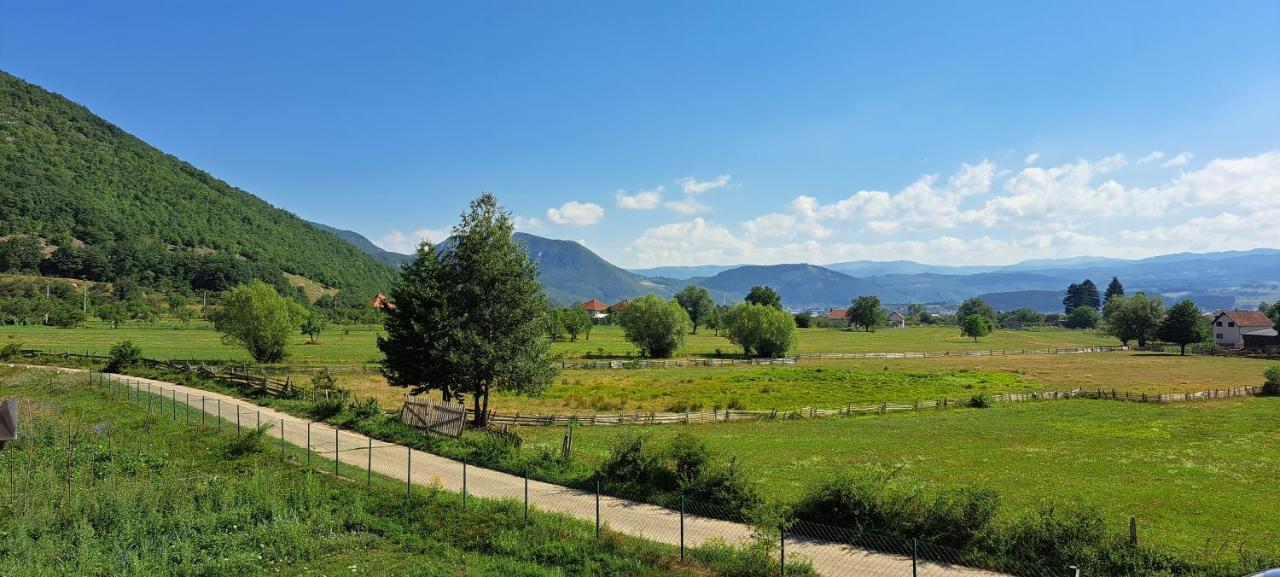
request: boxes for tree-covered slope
[0,71,395,299]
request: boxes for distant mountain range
[324,222,1279,311]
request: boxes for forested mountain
[0,71,396,301]
[695,264,882,309]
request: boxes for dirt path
[15,364,1010,577]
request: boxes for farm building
[580,299,610,319]
[887,311,907,328]
[610,299,632,313]
[369,293,395,311]
[827,308,847,321]
[1209,310,1276,347]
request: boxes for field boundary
[462,385,1265,427]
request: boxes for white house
[887,310,907,329]
[1210,310,1276,347]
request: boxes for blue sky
[4,1,1278,267]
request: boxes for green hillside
[0,71,395,300]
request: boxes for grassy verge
[0,367,804,577]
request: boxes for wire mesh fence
[7,369,1272,577]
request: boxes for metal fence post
[257,410,261,431]
[779,524,786,576]
[217,399,222,433]
[280,419,286,456]
[236,407,241,433]
[679,494,685,561]
[912,538,918,577]
[366,437,372,488]
[334,427,339,477]
[172,390,177,420]
[306,422,312,467]
[462,458,468,509]
[595,481,601,538]
[406,446,412,500]
[185,393,190,425]
[523,469,529,523]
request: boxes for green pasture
[517,396,1280,557]
[0,321,1118,365]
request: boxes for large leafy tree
[1103,293,1164,347]
[674,285,716,334]
[744,285,782,309]
[619,294,691,358]
[560,307,592,341]
[725,303,796,357]
[960,314,993,342]
[1157,300,1209,355]
[210,280,305,363]
[956,297,997,325]
[846,295,888,332]
[1064,279,1102,313]
[378,194,556,424]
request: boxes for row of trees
[1063,277,1124,313]
[1102,293,1209,354]
[617,293,796,358]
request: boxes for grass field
[0,367,790,577]
[515,396,1280,557]
[322,352,1277,415]
[0,321,1118,365]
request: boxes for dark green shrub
[351,397,382,420]
[1264,363,1280,395]
[0,342,22,360]
[105,340,142,372]
[967,394,992,409]
[222,423,270,457]
[596,432,760,512]
[308,395,345,420]
[790,469,999,551]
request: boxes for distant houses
[827,308,847,322]
[1210,310,1277,348]
[887,311,906,329]
[580,299,610,319]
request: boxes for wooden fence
[401,396,467,437]
[465,384,1265,427]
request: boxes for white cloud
[741,196,833,240]
[546,201,605,226]
[1024,152,1040,164]
[1163,151,1194,167]
[629,218,754,265]
[378,228,450,253]
[615,186,663,210]
[1161,151,1280,209]
[677,174,731,195]
[665,197,709,215]
[513,215,547,233]
[1138,150,1165,164]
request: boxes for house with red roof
[580,299,610,318]
[1210,310,1276,347]
[369,293,395,311]
[827,308,847,322]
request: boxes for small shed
[887,311,907,328]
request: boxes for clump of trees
[619,295,691,358]
[724,303,795,357]
[846,295,888,332]
[1063,306,1100,329]
[378,194,556,424]
[1063,279,1101,313]
[957,298,998,325]
[548,307,592,341]
[1102,293,1163,347]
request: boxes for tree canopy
[744,285,782,309]
[960,314,994,342]
[1103,293,1164,347]
[956,298,998,325]
[1063,279,1101,313]
[1104,277,1125,305]
[846,295,888,332]
[210,280,306,363]
[674,285,716,334]
[1157,300,1209,355]
[619,294,691,358]
[377,194,556,423]
[725,303,796,357]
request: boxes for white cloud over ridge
[379,228,450,253]
[615,187,663,209]
[546,201,605,226]
[625,150,1280,267]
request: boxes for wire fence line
[459,384,1265,427]
[48,369,1040,576]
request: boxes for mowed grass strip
[0,321,1118,364]
[515,396,1280,556]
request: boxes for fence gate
[401,396,467,437]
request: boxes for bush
[1264,363,1280,395]
[619,295,691,358]
[725,303,796,357]
[308,395,346,420]
[790,469,999,551]
[105,340,143,372]
[351,397,382,420]
[222,423,271,457]
[0,342,22,361]
[967,394,993,409]
[596,432,760,513]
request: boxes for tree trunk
[479,385,490,427]
[1180,344,1187,356]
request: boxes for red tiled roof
[611,299,632,311]
[828,308,847,320]
[369,293,396,310]
[1218,310,1274,327]
[581,299,609,312]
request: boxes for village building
[1209,310,1276,348]
[580,299,610,319]
[887,310,907,328]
